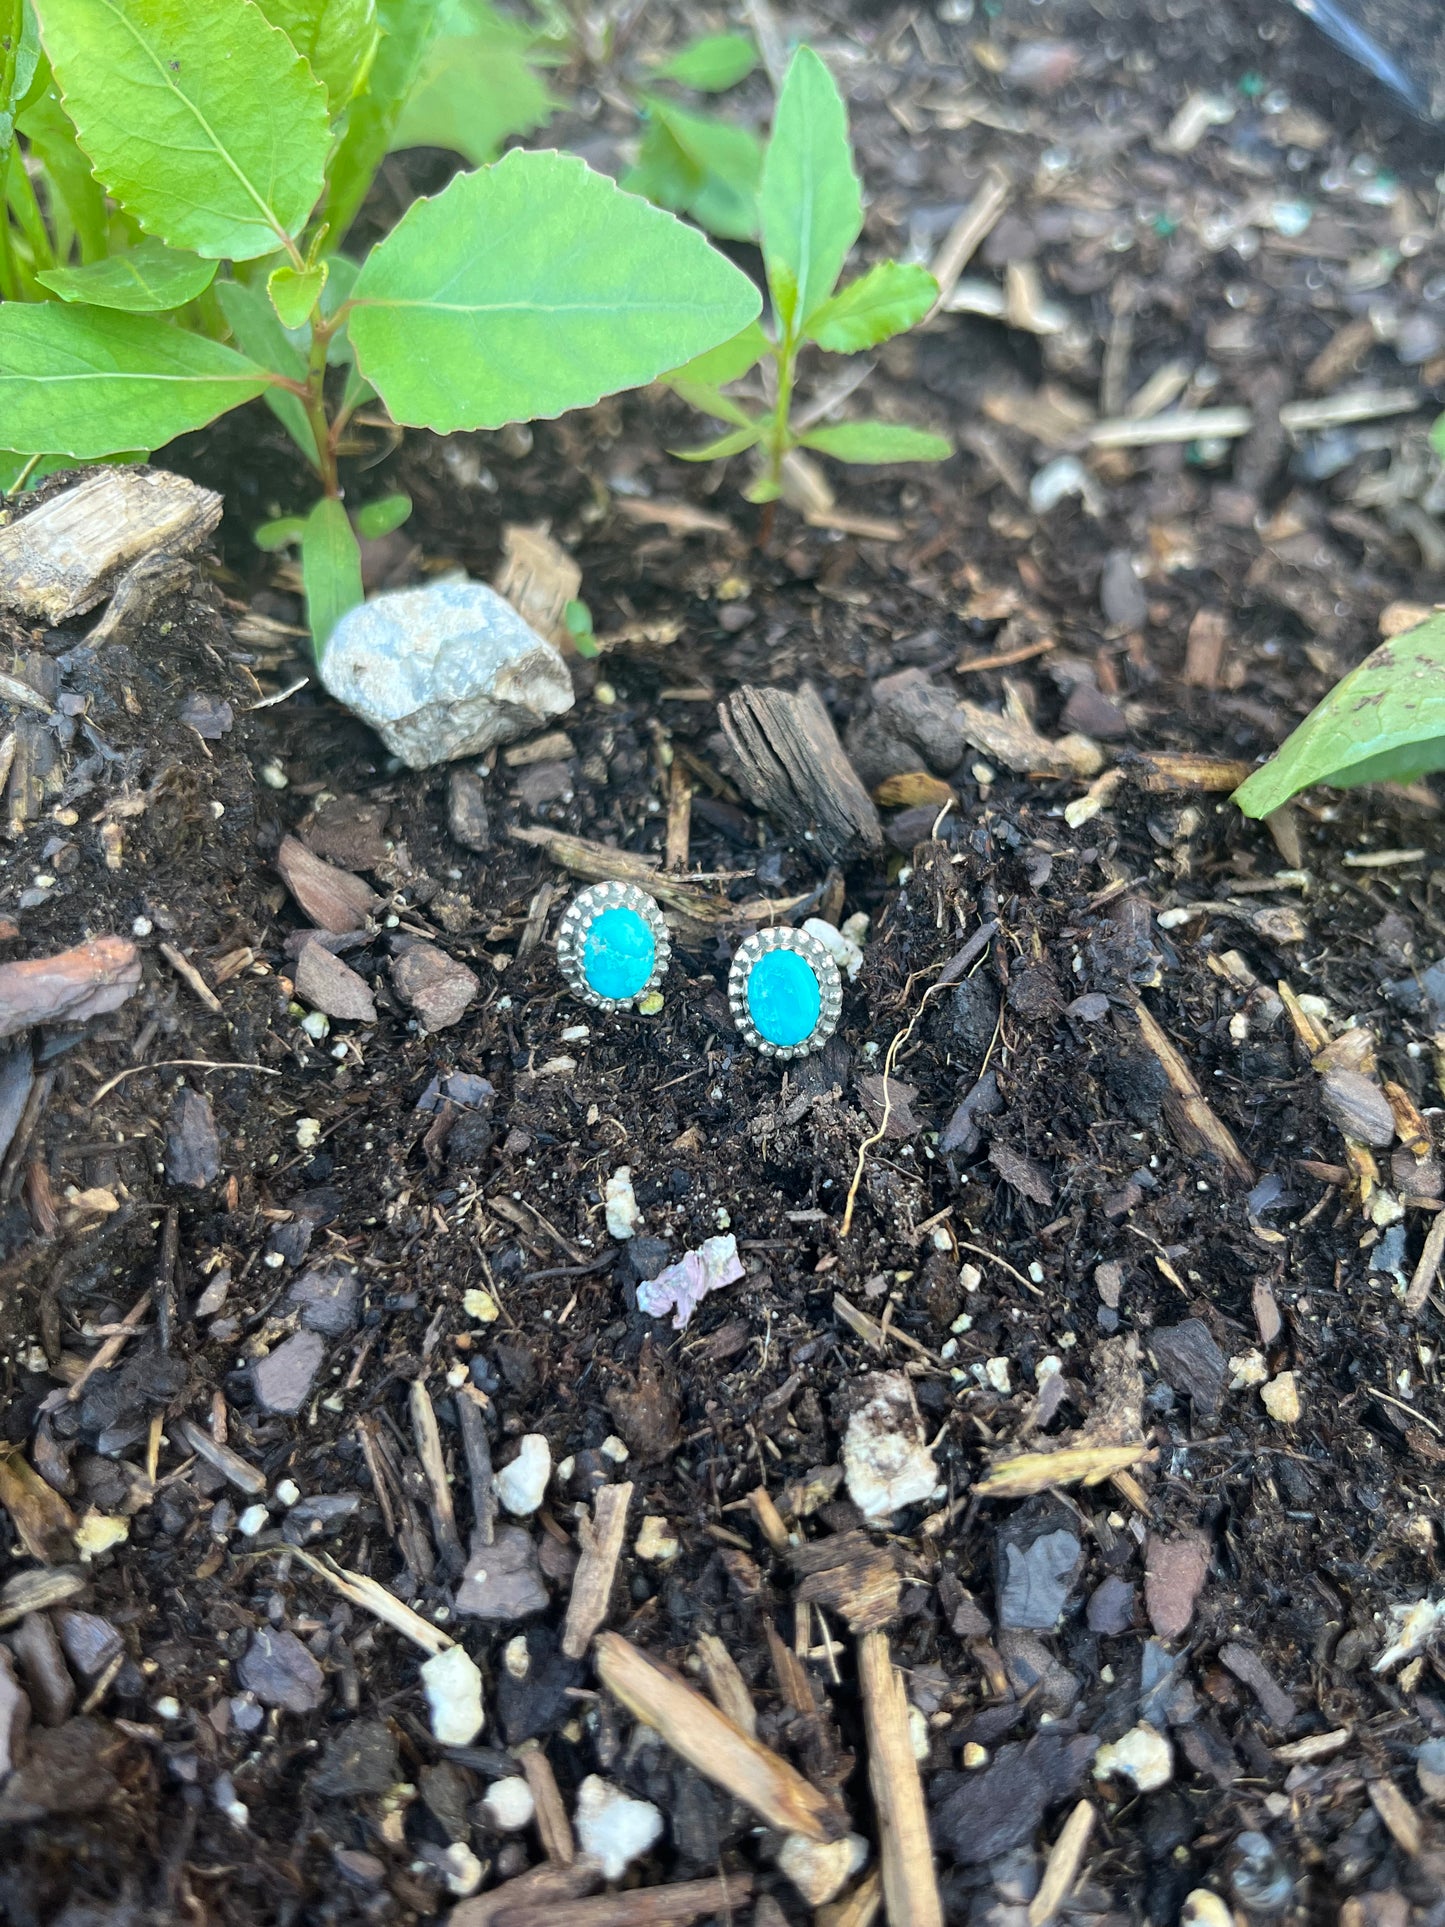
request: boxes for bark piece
[0,1648,29,1776]
[276,834,379,933]
[858,1630,943,1927]
[12,1609,74,1725]
[594,1631,846,1841]
[0,1448,77,1563]
[562,1482,633,1659]
[472,1874,754,1927]
[720,683,882,861]
[517,1739,575,1864]
[173,1419,265,1496]
[390,940,479,1031]
[294,939,377,1022]
[791,1531,902,1635]
[237,1628,325,1712]
[1132,999,1252,1182]
[1144,1532,1210,1639]
[1219,1642,1297,1728]
[252,1330,325,1414]
[0,937,140,1039]
[165,1086,221,1189]
[0,468,221,622]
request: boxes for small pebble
[635,1516,679,1563]
[495,1435,551,1516]
[237,1505,269,1537]
[481,1776,536,1831]
[574,1774,663,1880]
[274,1479,301,1508]
[1094,1722,1173,1792]
[605,1167,641,1239]
[420,1644,485,1747]
[842,1371,940,1521]
[1261,1372,1301,1424]
[1181,1893,1233,1927]
[777,1831,868,1907]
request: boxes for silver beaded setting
[727,926,843,1060]
[555,881,672,1011]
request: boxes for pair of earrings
[556,881,842,1059]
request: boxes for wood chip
[594,1631,846,1841]
[956,686,1103,780]
[173,1419,266,1497]
[1028,1800,1095,1927]
[275,834,379,933]
[410,1379,465,1574]
[0,1565,87,1628]
[486,1873,755,1927]
[517,1740,576,1864]
[858,1630,942,1927]
[1405,1208,1445,1315]
[448,1861,602,1927]
[494,523,581,651]
[0,936,141,1040]
[158,941,222,1014]
[0,1447,77,1562]
[1367,1777,1421,1856]
[1127,752,1253,792]
[562,1482,633,1660]
[0,467,221,621]
[975,1442,1155,1498]
[791,1530,902,1634]
[719,683,882,861]
[1131,998,1253,1183]
[1182,610,1230,689]
[694,1634,758,1737]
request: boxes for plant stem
[303,314,339,497]
[767,325,798,495]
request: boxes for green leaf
[759,46,861,335]
[1431,411,1445,463]
[1233,615,1445,817]
[255,513,306,549]
[354,489,410,537]
[655,32,756,91]
[625,97,761,242]
[254,0,378,107]
[1,0,40,176]
[665,379,755,428]
[37,237,218,311]
[799,420,952,463]
[804,260,937,352]
[390,3,552,166]
[665,319,769,388]
[16,73,106,261]
[215,276,317,466]
[323,0,441,241]
[269,259,328,328]
[672,422,763,461]
[0,303,272,456]
[302,495,363,656]
[349,148,762,432]
[32,0,330,259]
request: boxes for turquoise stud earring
[557,882,671,1010]
[728,927,842,1059]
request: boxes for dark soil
[3,3,1445,1924]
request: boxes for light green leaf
[625,97,761,242]
[215,277,317,466]
[254,0,378,107]
[665,319,769,388]
[665,379,755,428]
[323,0,441,241]
[799,420,952,463]
[0,303,272,456]
[269,259,328,328]
[804,260,937,352]
[759,46,861,335]
[672,422,763,461]
[1,0,40,175]
[255,513,306,549]
[354,489,410,537]
[37,238,218,311]
[1233,616,1445,817]
[390,3,551,166]
[655,32,756,91]
[32,0,330,259]
[302,495,363,656]
[349,148,762,432]
[744,472,780,503]
[16,73,106,261]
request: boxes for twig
[956,634,1055,675]
[694,1633,758,1737]
[290,1548,452,1653]
[517,1740,576,1864]
[494,1875,755,1927]
[410,1379,465,1573]
[1028,1800,1095,1927]
[1088,406,1252,448]
[90,1059,279,1107]
[158,942,222,1014]
[928,169,1010,310]
[665,759,692,872]
[456,1385,497,1547]
[63,1289,150,1401]
[1404,1208,1445,1316]
[562,1481,633,1659]
[858,1630,942,1927]
[594,1631,847,1840]
[1131,997,1253,1183]
[174,1418,266,1497]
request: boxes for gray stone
[252,1330,325,1414]
[454,1524,549,1621]
[1319,1068,1396,1148]
[0,1648,30,1776]
[868,667,969,774]
[56,1611,123,1677]
[237,1627,325,1713]
[998,1526,1083,1630]
[1145,1531,1210,1639]
[318,580,574,769]
[12,1611,74,1725]
[310,1717,399,1796]
[1087,1575,1136,1635]
[998,1629,1080,1715]
[1100,550,1148,629]
[287,1262,360,1338]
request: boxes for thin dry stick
[64,1289,150,1401]
[495,1875,755,1927]
[517,1740,576,1865]
[90,1059,280,1106]
[694,1633,758,1737]
[665,758,692,871]
[1028,1800,1095,1927]
[158,941,222,1014]
[1404,1208,1445,1316]
[410,1379,465,1572]
[562,1481,634,1659]
[858,1630,942,1927]
[595,1631,845,1841]
[928,168,1010,310]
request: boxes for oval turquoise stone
[746,947,821,1048]
[582,906,655,1001]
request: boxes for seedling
[0,0,759,654]
[1233,610,1445,817]
[663,46,951,507]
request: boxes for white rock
[605,1167,640,1240]
[481,1776,536,1832]
[420,1644,485,1747]
[1094,1721,1173,1792]
[803,917,864,982]
[778,1831,869,1906]
[1181,1891,1234,1927]
[440,1843,484,1897]
[600,1434,630,1463]
[1261,1371,1301,1424]
[635,1515,679,1563]
[842,1372,939,1521]
[274,1479,301,1508]
[237,1504,269,1537]
[495,1435,551,1516]
[574,1774,663,1880]
[319,580,574,769]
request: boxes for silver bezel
[728,926,843,1059]
[556,882,672,1010]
